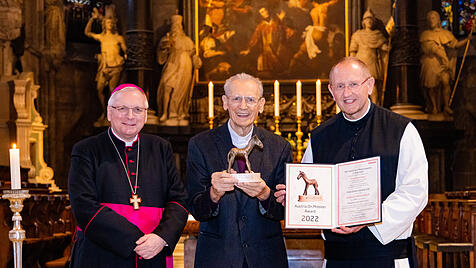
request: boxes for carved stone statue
[84,8,127,125]
[420,11,472,117]
[157,14,202,126]
[227,135,263,174]
[350,8,389,105]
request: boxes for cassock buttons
[128,148,132,151]
[131,172,136,176]
[129,160,134,163]
[242,242,248,248]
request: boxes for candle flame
[208,81,213,86]
[297,80,301,86]
[12,144,16,149]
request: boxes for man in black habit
[186,73,292,267]
[68,84,188,267]
[276,57,428,267]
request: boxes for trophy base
[298,195,323,202]
[232,173,261,183]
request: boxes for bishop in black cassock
[68,84,188,267]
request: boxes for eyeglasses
[332,76,372,91]
[110,106,147,115]
[227,95,261,106]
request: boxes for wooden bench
[428,241,474,268]
[414,193,476,268]
[415,234,474,268]
[415,234,438,268]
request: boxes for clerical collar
[227,120,253,149]
[342,99,371,122]
[110,128,138,147]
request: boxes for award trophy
[227,135,262,182]
[296,170,322,202]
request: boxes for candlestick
[316,115,322,126]
[208,82,214,118]
[296,116,303,162]
[10,144,21,190]
[316,79,321,116]
[296,80,302,117]
[274,116,281,136]
[209,116,214,130]
[2,189,30,268]
[274,80,279,117]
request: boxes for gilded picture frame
[194,0,349,83]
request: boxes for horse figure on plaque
[227,134,263,173]
[297,170,322,202]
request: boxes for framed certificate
[285,156,381,229]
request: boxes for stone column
[389,0,427,119]
[125,0,158,124]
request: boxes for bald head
[329,57,371,85]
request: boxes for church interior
[0,0,475,267]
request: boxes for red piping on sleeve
[168,201,189,214]
[84,205,106,232]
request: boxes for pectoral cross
[130,194,141,210]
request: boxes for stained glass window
[440,0,475,36]
[441,0,454,31]
[456,0,475,35]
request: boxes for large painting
[194,0,349,83]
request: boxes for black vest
[311,103,411,244]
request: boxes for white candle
[316,79,321,116]
[274,80,279,117]
[296,80,302,117]
[208,81,214,118]
[9,144,21,190]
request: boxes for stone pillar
[125,0,158,124]
[388,0,427,119]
